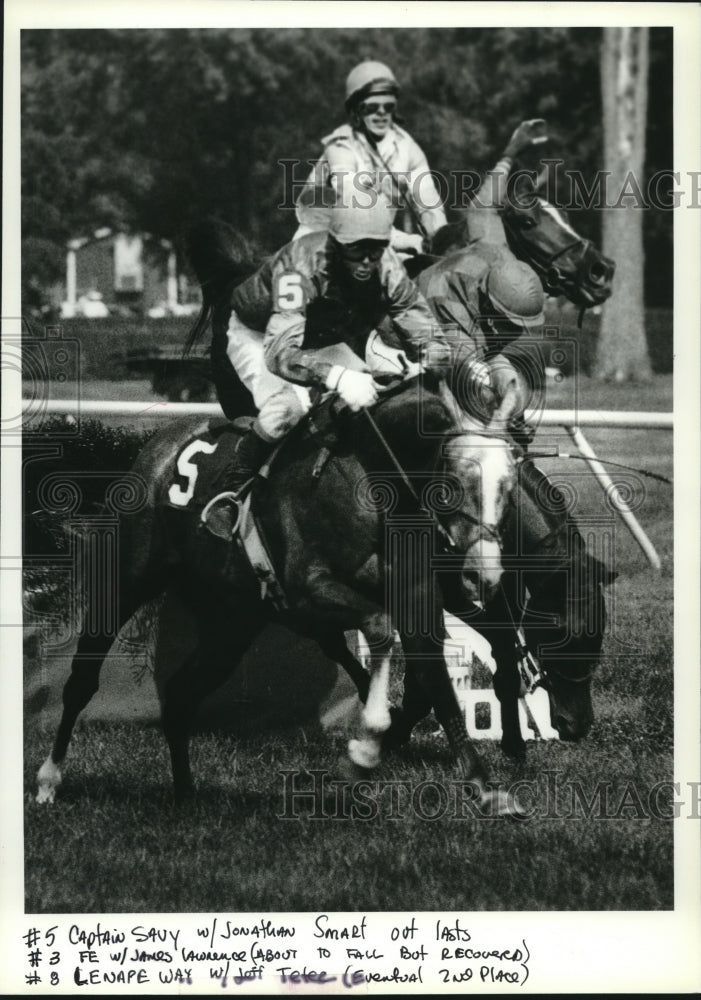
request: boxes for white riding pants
[226,312,311,440]
[226,316,416,440]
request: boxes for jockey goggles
[339,240,388,262]
[358,100,397,116]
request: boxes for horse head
[523,536,617,741]
[439,418,517,605]
[363,376,517,606]
[501,186,615,309]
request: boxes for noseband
[503,202,614,308]
[439,427,515,553]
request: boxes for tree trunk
[595,26,652,382]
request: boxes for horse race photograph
[2,1,699,995]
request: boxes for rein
[361,390,596,693]
[361,407,457,550]
[525,450,673,486]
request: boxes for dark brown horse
[182,206,615,764]
[393,462,616,759]
[36,376,520,812]
[426,166,615,310]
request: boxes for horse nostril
[461,571,480,601]
[545,266,561,290]
[589,261,608,285]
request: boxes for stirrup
[201,489,247,537]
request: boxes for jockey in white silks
[294,60,447,254]
[203,199,451,530]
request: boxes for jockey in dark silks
[414,120,569,543]
[386,120,604,749]
[204,199,451,529]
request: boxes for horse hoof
[501,739,527,761]
[36,785,56,805]
[173,784,196,807]
[347,738,381,771]
[335,755,373,784]
[36,758,61,804]
[480,788,530,821]
[381,708,412,750]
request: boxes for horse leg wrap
[36,757,62,804]
[348,737,381,771]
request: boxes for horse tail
[183,217,261,356]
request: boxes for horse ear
[535,166,549,193]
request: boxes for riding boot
[201,427,276,539]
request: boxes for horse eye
[521,218,536,230]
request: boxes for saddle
[163,406,345,611]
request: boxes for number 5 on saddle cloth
[165,418,289,610]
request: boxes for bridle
[502,200,614,309]
[438,424,516,552]
[359,384,514,555]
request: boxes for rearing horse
[428,170,615,310]
[36,376,519,811]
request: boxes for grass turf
[24,374,675,912]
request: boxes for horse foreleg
[401,629,526,818]
[347,616,395,772]
[36,632,115,803]
[399,629,488,785]
[382,660,434,749]
[317,631,370,703]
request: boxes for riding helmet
[329,200,393,245]
[485,259,545,329]
[345,60,399,110]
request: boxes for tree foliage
[21,27,672,307]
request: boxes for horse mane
[183,217,263,356]
[429,219,469,257]
[347,375,457,471]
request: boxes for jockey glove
[326,366,380,412]
[503,118,548,160]
[488,354,527,419]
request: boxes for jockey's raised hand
[503,118,548,160]
[326,367,380,412]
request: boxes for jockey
[203,198,450,530]
[415,120,550,435]
[294,60,447,253]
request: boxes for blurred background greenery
[21,27,673,314]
